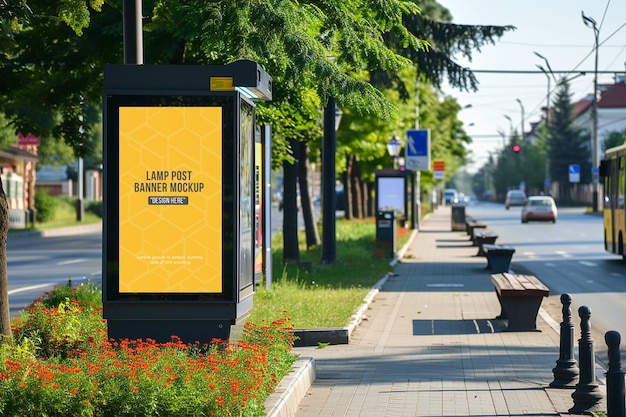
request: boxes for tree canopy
[0,0,514,170]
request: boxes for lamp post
[534,52,558,123]
[582,10,600,212]
[534,52,558,195]
[504,114,513,136]
[387,135,401,169]
[516,98,525,139]
[321,98,341,264]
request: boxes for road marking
[579,261,597,267]
[8,283,55,295]
[426,283,464,288]
[57,259,86,266]
[556,250,572,258]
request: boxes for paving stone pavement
[274,205,607,417]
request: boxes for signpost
[569,164,580,183]
[405,129,431,171]
[433,160,445,179]
[102,61,272,344]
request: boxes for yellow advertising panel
[118,107,222,293]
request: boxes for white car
[521,196,557,223]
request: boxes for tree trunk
[366,181,375,217]
[297,142,320,249]
[282,138,300,263]
[0,181,11,343]
[344,154,353,220]
[350,161,363,219]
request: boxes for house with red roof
[575,76,626,159]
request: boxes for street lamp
[516,98,525,139]
[504,114,513,135]
[534,52,558,123]
[387,135,401,169]
[582,10,600,212]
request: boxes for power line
[467,69,622,75]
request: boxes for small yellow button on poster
[118,106,222,293]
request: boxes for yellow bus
[600,143,626,258]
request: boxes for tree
[603,129,626,152]
[1,0,515,274]
[0,0,113,164]
[0,180,8,343]
[547,80,590,204]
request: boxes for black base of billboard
[107,319,232,344]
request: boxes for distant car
[444,189,459,205]
[505,190,527,209]
[521,196,557,223]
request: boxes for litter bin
[376,210,396,257]
[451,203,466,231]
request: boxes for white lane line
[8,283,55,295]
[426,283,464,288]
[57,259,86,266]
[579,261,597,267]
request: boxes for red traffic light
[512,144,521,153]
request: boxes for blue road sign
[405,129,430,171]
[569,164,580,183]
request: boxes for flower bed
[0,283,297,416]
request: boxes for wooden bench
[474,231,499,255]
[490,273,549,331]
[466,219,487,241]
[483,244,515,273]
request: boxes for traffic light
[512,144,521,153]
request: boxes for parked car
[521,196,557,223]
[444,188,459,205]
[505,190,527,209]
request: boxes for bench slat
[483,244,515,253]
[491,273,549,297]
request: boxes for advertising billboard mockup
[102,62,271,343]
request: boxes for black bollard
[550,293,579,388]
[605,331,626,417]
[570,306,604,414]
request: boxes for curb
[8,223,102,240]
[264,357,316,417]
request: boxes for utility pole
[582,11,600,212]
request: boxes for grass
[248,218,413,329]
[9,196,101,235]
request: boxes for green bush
[86,200,103,218]
[34,189,57,223]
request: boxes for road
[7,229,102,317]
[465,201,625,365]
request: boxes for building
[0,133,40,228]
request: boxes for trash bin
[451,203,466,231]
[376,210,396,257]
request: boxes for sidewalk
[266,206,606,417]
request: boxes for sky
[436,0,626,173]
